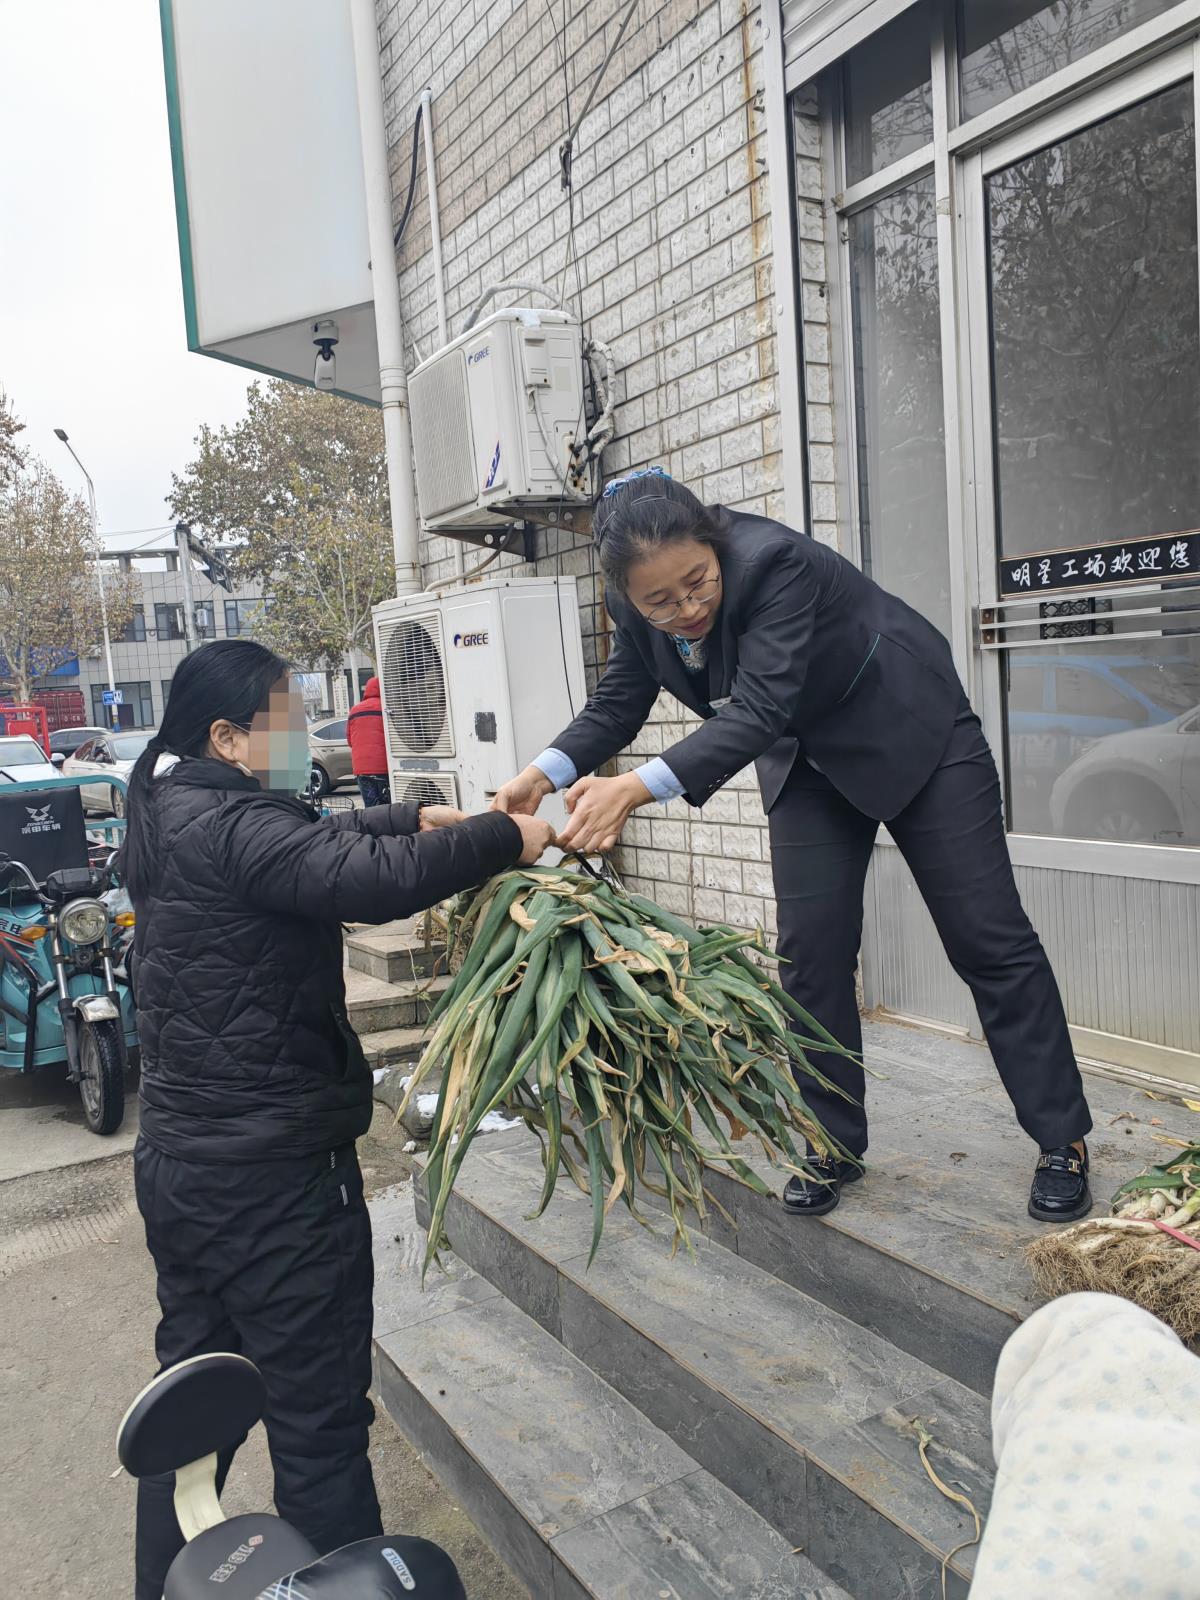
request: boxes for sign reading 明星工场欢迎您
[998,532,1200,598]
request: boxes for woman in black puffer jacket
[123,640,552,1600]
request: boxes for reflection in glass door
[985,83,1200,846]
[848,177,952,640]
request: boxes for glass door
[966,45,1200,860]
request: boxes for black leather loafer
[1029,1143,1092,1223]
[782,1154,864,1217]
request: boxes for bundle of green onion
[401,865,855,1274]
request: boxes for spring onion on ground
[400,865,857,1276]
[1026,1141,1200,1339]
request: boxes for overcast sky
[0,0,251,544]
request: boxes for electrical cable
[558,0,641,193]
[544,0,591,576]
[583,337,616,453]
[424,548,500,594]
[530,392,574,493]
[392,102,425,250]
[95,523,175,539]
[100,529,184,557]
[461,281,568,333]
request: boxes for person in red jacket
[347,676,390,806]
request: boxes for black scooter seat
[255,1535,467,1598]
[163,1513,316,1599]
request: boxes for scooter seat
[255,1534,466,1598]
[164,1512,316,1600]
[119,1353,266,1476]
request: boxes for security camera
[313,319,339,391]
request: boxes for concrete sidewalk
[0,1105,524,1599]
[0,1060,139,1183]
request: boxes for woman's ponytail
[121,746,165,899]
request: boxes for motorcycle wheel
[78,1018,125,1135]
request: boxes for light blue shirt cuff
[531,748,577,791]
[635,757,686,803]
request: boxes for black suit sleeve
[546,618,662,779]
[214,800,522,923]
[663,541,818,807]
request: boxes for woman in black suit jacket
[494,469,1093,1223]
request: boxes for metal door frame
[805,3,1200,1035]
[960,37,1200,887]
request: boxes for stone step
[370,1184,847,1600]
[346,924,446,984]
[344,967,449,1034]
[359,1027,429,1070]
[668,1020,1200,1398]
[414,1139,994,1600]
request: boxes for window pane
[155,603,184,642]
[961,0,1182,121]
[224,599,262,637]
[1008,662,1045,713]
[849,175,952,638]
[1055,663,1146,721]
[1007,641,1200,844]
[844,7,934,183]
[987,85,1200,559]
[988,85,1200,845]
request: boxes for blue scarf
[671,633,707,672]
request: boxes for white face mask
[234,680,313,796]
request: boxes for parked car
[1007,652,1198,830]
[0,735,62,784]
[1049,705,1200,846]
[48,725,108,763]
[307,717,354,797]
[1009,654,1196,742]
[63,730,158,817]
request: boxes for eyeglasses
[643,575,721,627]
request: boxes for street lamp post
[175,522,200,653]
[53,428,119,730]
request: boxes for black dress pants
[132,1138,381,1600]
[768,704,1092,1160]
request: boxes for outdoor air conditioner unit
[372,577,587,832]
[408,308,592,532]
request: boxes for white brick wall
[376,0,835,929]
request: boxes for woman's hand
[491,766,554,817]
[418,805,469,832]
[512,814,557,865]
[557,773,652,854]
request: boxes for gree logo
[452,631,489,648]
[467,346,490,365]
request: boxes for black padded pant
[132,1138,381,1599]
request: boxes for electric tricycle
[0,774,138,1133]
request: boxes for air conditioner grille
[391,771,460,809]
[379,615,453,759]
[410,355,477,519]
